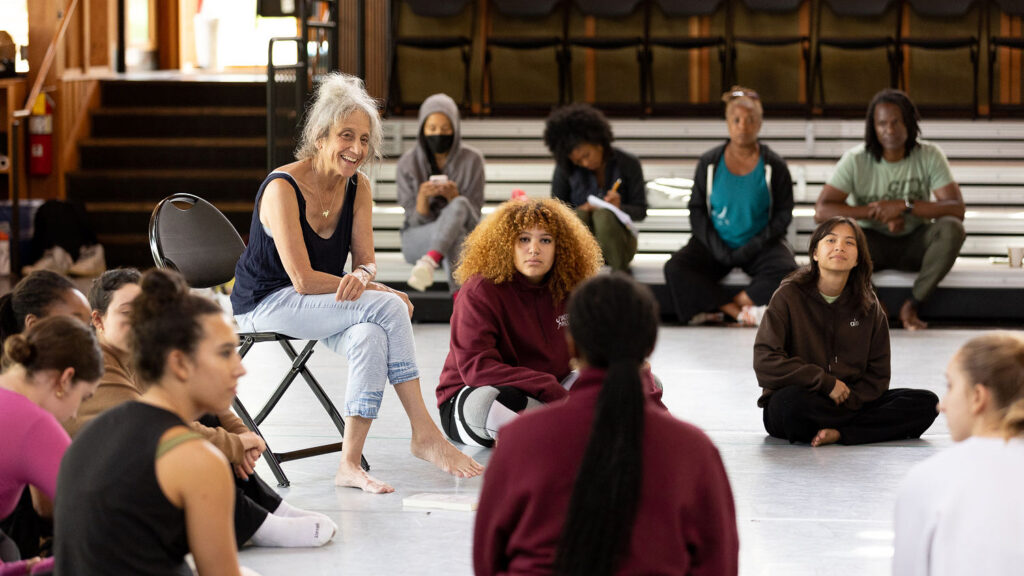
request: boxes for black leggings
[196,414,282,547]
[762,386,939,445]
[663,237,797,323]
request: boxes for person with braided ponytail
[893,332,1024,576]
[0,316,103,574]
[473,274,738,576]
[55,269,263,576]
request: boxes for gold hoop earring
[56,389,65,399]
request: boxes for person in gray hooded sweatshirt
[396,93,486,293]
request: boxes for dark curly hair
[543,103,614,172]
[865,89,920,162]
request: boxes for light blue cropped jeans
[234,287,419,419]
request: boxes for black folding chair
[388,0,476,114]
[148,193,367,487]
[898,0,982,118]
[988,0,1024,116]
[482,0,568,114]
[812,0,902,114]
[645,0,729,115]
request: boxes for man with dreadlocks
[815,89,965,331]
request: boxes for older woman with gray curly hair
[231,73,482,493]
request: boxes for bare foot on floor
[411,434,485,478]
[811,428,841,447]
[334,462,394,494]
[900,300,928,331]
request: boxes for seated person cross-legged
[473,274,739,576]
[0,271,92,561]
[436,198,603,448]
[543,103,647,272]
[66,268,334,549]
[0,316,103,576]
[754,217,939,446]
[815,89,966,331]
[229,73,482,493]
[893,332,1024,576]
[396,92,485,293]
[664,86,798,326]
[55,270,263,576]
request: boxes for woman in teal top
[664,86,798,326]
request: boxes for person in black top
[544,103,647,271]
[55,269,269,576]
[664,87,798,326]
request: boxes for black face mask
[425,134,454,155]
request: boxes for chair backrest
[906,0,977,17]
[822,0,897,17]
[573,0,645,18]
[403,0,472,18]
[492,0,563,18]
[994,0,1024,17]
[149,194,245,289]
[742,0,803,12]
[653,0,725,17]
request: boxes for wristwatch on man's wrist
[904,199,914,214]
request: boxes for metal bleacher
[370,117,1024,323]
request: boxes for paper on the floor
[402,493,479,511]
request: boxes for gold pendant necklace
[311,160,339,219]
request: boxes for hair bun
[4,333,36,366]
[138,269,189,311]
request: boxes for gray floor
[232,325,974,576]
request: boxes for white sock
[273,500,328,521]
[250,513,336,548]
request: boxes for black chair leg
[233,396,291,487]
[235,337,370,487]
[284,340,370,472]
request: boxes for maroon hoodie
[436,274,572,407]
[473,368,739,576]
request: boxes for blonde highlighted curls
[958,331,1024,439]
[455,198,603,302]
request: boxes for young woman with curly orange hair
[435,198,603,447]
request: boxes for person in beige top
[68,268,335,549]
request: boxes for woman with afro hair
[543,103,647,272]
[435,197,603,447]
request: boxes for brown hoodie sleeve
[844,301,891,410]
[66,380,141,437]
[190,417,247,464]
[753,286,837,404]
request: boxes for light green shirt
[820,292,840,304]
[827,140,955,237]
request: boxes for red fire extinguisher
[28,93,54,176]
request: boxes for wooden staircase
[66,79,273,268]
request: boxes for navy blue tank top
[231,172,358,315]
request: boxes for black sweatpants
[762,385,939,445]
[196,414,282,547]
[663,237,797,323]
[0,488,49,558]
